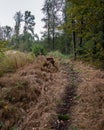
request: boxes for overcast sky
[0,0,45,37]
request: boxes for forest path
[49,62,80,130]
[48,60,104,130]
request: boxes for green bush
[32,44,47,56]
[48,51,71,59]
[0,40,8,53]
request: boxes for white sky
[0,0,45,38]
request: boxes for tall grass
[0,50,34,76]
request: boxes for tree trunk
[102,13,104,49]
[64,0,69,54]
[52,29,55,50]
[73,31,77,59]
[52,8,55,51]
[79,31,82,47]
[48,24,50,46]
[47,10,50,47]
[79,16,83,47]
[64,34,69,54]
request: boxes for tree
[62,0,104,66]
[42,0,52,47]
[61,0,71,54]
[2,26,13,40]
[24,11,35,35]
[14,11,23,36]
[0,26,3,40]
[18,32,35,51]
[42,0,63,50]
[12,11,36,51]
[0,40,8,53]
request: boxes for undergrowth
[48,51,72,59]
[0,50,34,76]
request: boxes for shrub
[32,44,47,56]
[0,40,8,53]
[48,51,71,59]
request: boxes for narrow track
[50,62,79,130]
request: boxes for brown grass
[0,55,67,130]
[1,56,104,130]
[71,61,104,130]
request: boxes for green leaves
[0,40,8,53]
[32,44,47,56]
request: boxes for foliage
[12,10,35,51]
[24,11,35,35]
[42,0,63,50]
[48,51,71,59]
[61,0,104,68]
[0,40,8,53]
[32,44,47,56]
[0,1,103,68]
[10,32,35,51]
[14,11,23,37]
[1,26,13,40]
[13,10,35,36]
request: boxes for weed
[58,114,70,121]
[10,127,20,130]
[74,95,81,100]
[68,126,79,130]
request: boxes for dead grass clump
[0,104,22,129]
[0,56,67,130]
[0,75,42,129]
[1,79,41,104]
[18,64,67,130]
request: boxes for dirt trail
[48,61,104,130]
[49,62,79,130]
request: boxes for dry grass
[0,50,34,76]
[0,56,67,130]
[71,61,104,130]
[1,55,103,130]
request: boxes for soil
[0,57,104,130]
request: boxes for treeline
[41,0,104,68]
[0,0,104,68]
[0,10,37,52]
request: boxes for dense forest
[0,0,104,68]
